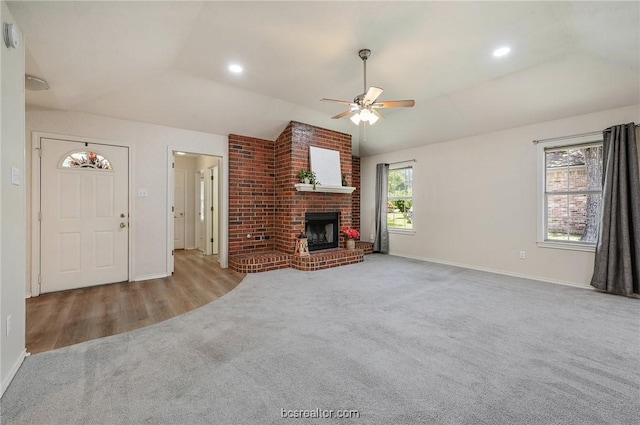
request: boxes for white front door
[40,138,129,293]
[174,169,186,250]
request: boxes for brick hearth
[228,121,366,273]
[291,248,364,271]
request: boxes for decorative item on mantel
[294,232,310,256]
[298,169,319,190]
[342,228,360,250]
[342,174,349,186]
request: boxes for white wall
[26,110,228,287]
[361,104,640,287]
[1,0,27,396]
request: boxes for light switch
[11,167,20,186]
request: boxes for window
[537,135,603,250]
[388,165,413,230]
[61,151,112,170]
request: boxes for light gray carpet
[1,255,639,425]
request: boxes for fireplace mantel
[294,183,356,194]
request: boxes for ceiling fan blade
[371,109,385,120]
[363,86,383,105]
[331,110,357,119]
[372,100,415,108]
[321,98,356,106]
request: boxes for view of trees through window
[388,166,413,230]
[545,144,602,243]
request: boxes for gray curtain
[591,123,640,295]
[374,163,389,253]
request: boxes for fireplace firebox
[305,212,340,251]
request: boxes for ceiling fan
[321,49,415,125]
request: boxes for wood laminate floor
[26,249,245,354]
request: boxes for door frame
[167,147,227,274]
[208,165,219,255]
[195,168,206,252]
[30,132,135,297]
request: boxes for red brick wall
[351,156,361,238]
[275,121,354,253]
[228,134,275,255]
[229,121,354,257]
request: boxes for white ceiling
[8,1,640,156]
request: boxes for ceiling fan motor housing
[358,49,371,60]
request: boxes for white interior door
[40,138,129,293]
[198,171,206,251]
[174,169,186,250]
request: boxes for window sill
[536,241,595,252]
[389,229,415,235]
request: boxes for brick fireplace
[228,121,369,273]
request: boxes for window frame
[387,163,415,234]
[536,134,603,252]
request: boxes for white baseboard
[392,253,594,291]
[1,349,27,398]
[134,273,170,282]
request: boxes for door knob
[120,222,127,228]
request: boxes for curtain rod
[533,124,640,144]
[388,159,417,165]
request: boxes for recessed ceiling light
[228,64,243,73]
[493,47,511,57]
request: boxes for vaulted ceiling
[8,1,640,156]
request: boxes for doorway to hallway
[171,152,221,271]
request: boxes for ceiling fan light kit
[321,48,415,126]
[350,108,378,125]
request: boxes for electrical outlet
[6,315,12,336]
[519,251,526,260]
[370,233,374,242]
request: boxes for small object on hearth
[298,232,307,239]
[294,237,310,256]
